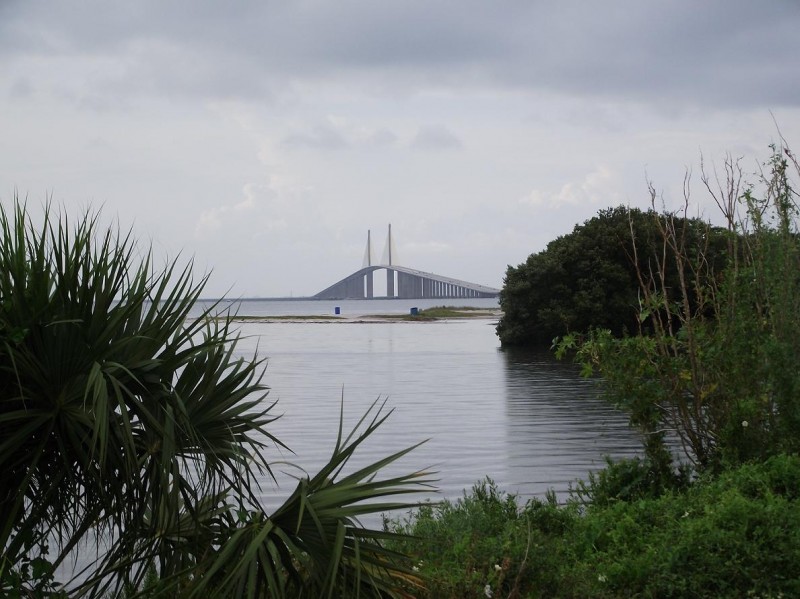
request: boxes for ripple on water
[228,314,644,509]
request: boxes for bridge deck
[314,265,500,300]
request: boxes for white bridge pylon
[362,224,399,269]
[315,225,500,300]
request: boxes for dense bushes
[387,456,800,598]
[386,479,581,598]
[460,143,800,598]
[561,146,800,471]
[571,455,691,507]
[580,455,800,598]
[496,206,726,347]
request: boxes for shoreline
[222,308,502,324]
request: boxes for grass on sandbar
[380,306,497,320]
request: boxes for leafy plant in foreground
[558,142,800,470]
[0,201,430,597]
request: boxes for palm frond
[0,200,431,598]
[0,201,273,593]
[191,399,434,599]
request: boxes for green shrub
[385,479,585,598]
[497,206,727,347]
[391,457,800,597]
[575,455,800,598]
[560,145,800,471]
[572,456,691,507]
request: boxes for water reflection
[501,348,643,500]
[226,314,646,507]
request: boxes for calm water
[58,298,645,585]
[192,296,502,317]
[211,299,644,507]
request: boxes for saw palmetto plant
[0,201,430,598]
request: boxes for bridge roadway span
[314,265,500,300]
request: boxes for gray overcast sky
[2,0,799,297]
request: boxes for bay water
[199,298,644,508]
[58,297,645,585]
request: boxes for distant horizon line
[194,296,502,302]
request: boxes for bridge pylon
[313,227,500,300]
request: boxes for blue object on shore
[335,306,341,315]
[410,307,419,316]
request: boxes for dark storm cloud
[2,0,799,109]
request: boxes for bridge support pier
[386,269,395,298]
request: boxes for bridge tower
[363,230,374,298]
[385,224,394,297]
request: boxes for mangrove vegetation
[390,142,800,597]
[497,206,729,348]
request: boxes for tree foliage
[560,143,800,471]
[496,206,726,347]
[0,202,430,597]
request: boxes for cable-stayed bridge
[314,226,500,300]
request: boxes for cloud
[282,122,349,150]
[521,166,623,209]
[364,128,398,147]
[8,77,33,99]
[2,0,800,299]
[194,179,287,239]
[2,1,798,110]
[411,125,463,150]
[195,207,224,236]
[403,240,453,254]
[236,182,270,211]
[282,119,404,151]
